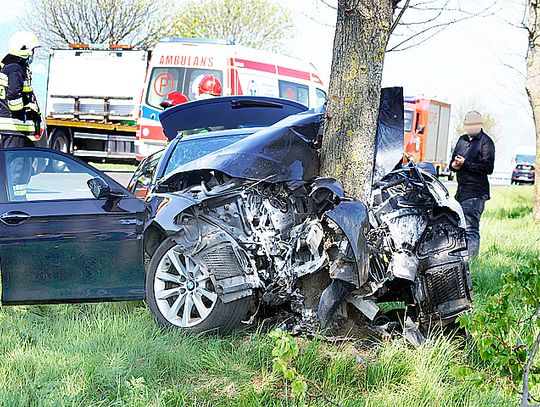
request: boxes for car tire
[146,238,250,334]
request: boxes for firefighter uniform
[0,32,41,148]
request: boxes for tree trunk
[321,0,394,200]
[526,1,540,223]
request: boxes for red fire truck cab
[404,97,451,176]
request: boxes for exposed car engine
[145,159,472,335]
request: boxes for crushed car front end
[141,93,473,335]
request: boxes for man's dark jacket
[450,130,495,202]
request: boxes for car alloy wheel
[153,245,218,327]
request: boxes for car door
[0,148,146,304]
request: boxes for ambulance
[135,37,327,159]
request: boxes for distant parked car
[511,163,535,185]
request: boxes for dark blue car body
[128,96,308,197]
[0,97,308,305]
[0,148,146,304]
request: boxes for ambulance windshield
[146,67,223,108]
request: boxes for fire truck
[44,38,326,161]
[403,96,451,175]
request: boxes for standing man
[0,31,42,148]
[450,111,496,257]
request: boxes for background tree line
[25,0,293,52]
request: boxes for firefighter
[0,31,42,148]
[7,154,32,201]
[197,74,222,99]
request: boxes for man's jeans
[459,195,488,257]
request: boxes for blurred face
[463,111,483,137]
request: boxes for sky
[1,0,536,173]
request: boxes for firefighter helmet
[198,74,222,97]
[9,31,41,58]
[160,92,188,109]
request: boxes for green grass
[0,187,536,406]
[474,187,539,299]
[88,162,137,172]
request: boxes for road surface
[105,171,132,187]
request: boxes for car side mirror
[88,177,111,199]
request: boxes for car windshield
[163,134,248,176]
[128,149,164,194]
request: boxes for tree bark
[526,0,540,223]
[321,0,394,200]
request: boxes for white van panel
[46,49,148,120]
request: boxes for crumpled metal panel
[324,200,369,287]
[373,87,404,184]
[160,112,324,184]
[159,96,308,141]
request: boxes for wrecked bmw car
[140,90,473,334]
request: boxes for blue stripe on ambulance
[141,106,161,121]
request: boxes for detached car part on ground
[142,91,473,334]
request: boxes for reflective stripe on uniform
[0,73,8,87]
[13,184,27,196]
[0,117,35,132]
[22,80,32,93]
[7,97,24,111]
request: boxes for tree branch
[387,2,497,52]
[390,0,411,34]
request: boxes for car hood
[158,88,404,186]
[159,111,324,185]
[159,96,309,141]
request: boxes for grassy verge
[0,187,536,406]
[88,162,137,172]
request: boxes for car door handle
[0,211,31,226]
